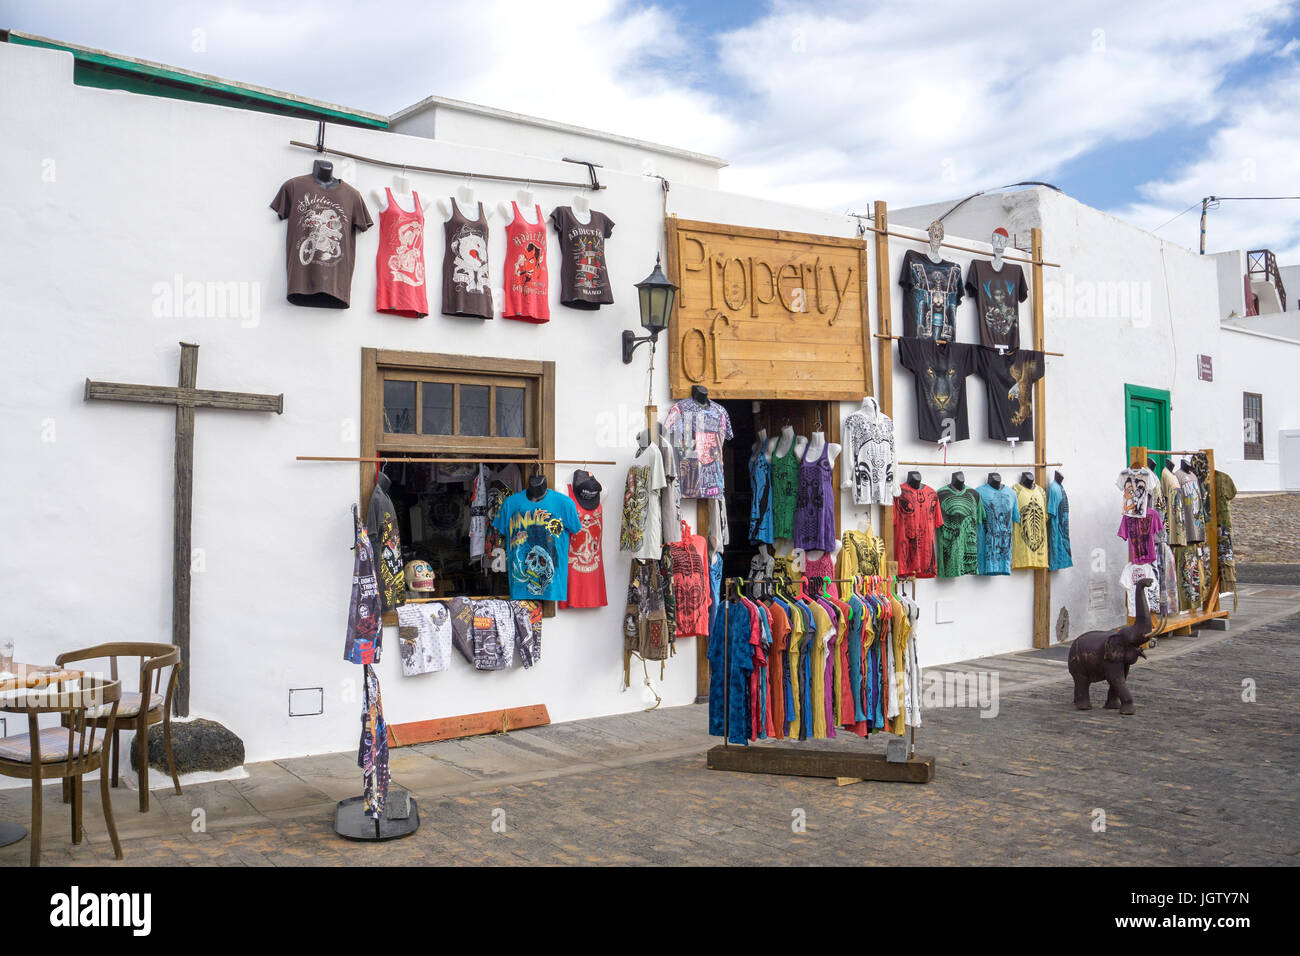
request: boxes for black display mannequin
[572,469,601,508]
[692,385,710,405]
[312,159,338,187]
[1179,458,1192,473]
[987,472,1002,489]
[1054,470,1065,485]
[950,471,965,490]
[1020,472,1035,488]
[1164,458,1175,473]
[906,471,923,489]
[527,473,548,501]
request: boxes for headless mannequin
[843,396,883,490]
[372,174,434,215]
[572,469,603,506]
[691,385,710,405]
[906,471,923,489]
[987,472,1002,490]
[498,188,539,225]
[766,424,797,460]
[435,183,489,221]
[803,430,842,467]
[755,428,771,461]
[1020,472,1035,489]
[570,194,592,225]
[527,472,548,501]
[950,471,966,491]
[636,427,652,452]
[1179,459,1192,473]
[1164,459,1175,473]
[311,160,337,188]
[926,220,945,264]
[1054,470,1065,486]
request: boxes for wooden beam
[707,744,935,783]
[1031,228,1050,649]
[172,344,198,716]
[873,200,895,558]
[386,704,551,747]
[85,380,283,413]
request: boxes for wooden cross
[85,342,282,717]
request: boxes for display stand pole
[1031,228,1051,649]
[873,201,896,560]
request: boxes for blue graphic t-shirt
[491,489,581,602]
[975,483,1020,576]
[1047,480,1073,570]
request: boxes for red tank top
[558,484,606,609]
[375,189,428,317]
[503,202,550,323]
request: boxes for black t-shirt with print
[550,206,615,309]
[965,259,1028,349]
[976,346,1045,441]
[898,339,976,442]
[899,249,963,341]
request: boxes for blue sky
[5,0,1300,257]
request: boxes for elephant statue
[1067,577,1154,715]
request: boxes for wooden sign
[665,217,872,400]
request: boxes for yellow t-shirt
[808,600,833,739]
[839,529,888,581]
[888,593,910,735]
[1012,483,1049,569]
[786,602,803,738]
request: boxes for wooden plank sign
[665,217,872,400]
[386,704,551,747]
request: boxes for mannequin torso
[803,430,841,466]
[499,189,538,224]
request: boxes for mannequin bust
[756,428,771,461]
[1179,459,1192,473]
[571,194,592,223]
[805,543,844,563]
[991,227,1009,271]
[1164,459,1175,473]
[311,159,336,186]
[373,175,434,215]
[926,220,945,264]
[1020,472,1035,488]
[987,472,1002,489]
[691,385,710,405]
[636,427,652,452]
[802,430,842,467]
[573,469,603,506]
[950,471,966,490]
[435,183,488,221]
[1054,470,1065,485]
[498,188,539,224]
[767,424,797,460]
[527,472,548,501]
[906,471,923,489]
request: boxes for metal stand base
[707,745,936,783]
[333,792,420,841]
[0,821,27,848]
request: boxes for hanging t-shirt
[442,198,493,319]
[899,249,963,341]
[976,482,1021,575]
[345,505,383,665]
[503,202,550,323]
[664,397,733,499]
[936,484,986,578]
[491,489,581,602]
[559,484,607,609]
[1119,562,1159,619]
[270,174,372,308]
[748,443,774,545]
[376,189,428,317]
[550,205,615,308]
[964,259,1028,349]
[658,435,683,545]
[468,464,489,561]
[1012,483,1049,569]
[620,444,667,559]
[1116,467,1157,518]
[1046,480,1072,570]
[365,474,406,613]
[1118,511,1164,565]
[483,464,523,566]
[770,437,799,538]
[893,483,944,579]
[668,520,710,637]
[396,602,453,676]
[975,347,1045,442]
[841,398,898,505]
[1177,470,1206,543]
[1160,467,1187,547]
[898,339,977,442]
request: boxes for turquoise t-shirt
[975,483,1020,575]
[490,489,581,601]
[1047,480,1073,570]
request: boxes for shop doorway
[1124,385,1171,470]
[692,397,841,699]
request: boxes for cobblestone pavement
[1233,493,1300,564]
[3,588,1298,867]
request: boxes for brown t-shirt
[270,175,372,308]
[964,259,1028,349]
[550,206,614,309]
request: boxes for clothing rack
[873,333,1065,358]
[298,456,617,465]
[861,224,1061,268]
[898,461,1062,468]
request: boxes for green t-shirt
[936,484,986,577]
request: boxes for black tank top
[442,199,493,319]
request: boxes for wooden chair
[54,644,182,812]
[0,675,123,866]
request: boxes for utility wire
[1151,201,1203,234]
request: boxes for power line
[1151,201,1202,234]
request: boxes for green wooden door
[1124,385,1171,471]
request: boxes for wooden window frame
[1243,391,1264,461]
[361,348,557,621]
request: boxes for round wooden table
[0,666,83,849]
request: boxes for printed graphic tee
[1160,467,1187,546]
[1047,479,1072,570]
[503,202,550,323]
[842,398,898,505]
[899,249,963,341]
[365,474,406,613]
[442,198,493,319]
[1177,470,1207,543]
[1116,467,1157,518]
[664,397,734,498]
[965,260,1028,349]
[345,504,383,665]
[1120,562,1159,619]
[559,484,607,609]
[1119,511,1164,565]
[375,189,428,317]
[898,339,977,442]
[1012,483,1049,569]
[976,482,1021,575]
[491,489,581,602]
[976,347,1045,442]
[893,483,944,579]
[270,175,372,308]
[936,484,986,578]
[550,206,615,308]
[620,443,668,559]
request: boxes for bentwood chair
[54,643,182,812]
[0,675,123,866]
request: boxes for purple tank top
[794,441,836,553]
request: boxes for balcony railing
[1246,248,1286,311]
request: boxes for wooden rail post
[1031,228,1050,649]
[873,201,895,558]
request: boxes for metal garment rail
[297,456,617,465]
[873,333,1065,358]
[899,461,1062,468]
[862,224,1062,268]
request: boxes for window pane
[421,382,453,435]
[383,381,416,434]
[461,384,490,436]
[496,386,526,438]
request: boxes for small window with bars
[1243,392,1263,460]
